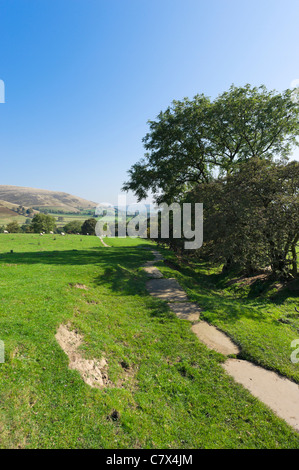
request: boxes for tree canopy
[123,84,299,278]
[191,158,299,277]
[81,218,97,235]
[123,84,299,204]
[63,220,82,234]
[30,213,56,233]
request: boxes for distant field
[0,214,27,226]
[51,213,95,227]
[0,211,94,228]
[0,207,16,216]
[0,209,128,229]
[0,234,298,449]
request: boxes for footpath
[143,248,299,433]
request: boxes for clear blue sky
[1,0,299,205]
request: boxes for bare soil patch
[226,273,269,287]
[69,283,88,290]
[55,324,109,389]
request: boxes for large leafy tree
[123,85,299,204]
[6,221,21,233]
[191,159,299,278]
[30,213,56,233]
[63,220,82,234]
[81,218,97,235]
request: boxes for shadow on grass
[161,262,273,324]
[93,264,148,296]
[225,275,299,306]
[0,246,152,270]
[0,245,166,304]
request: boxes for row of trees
[0,215,98,235]
[14,205,34,216]
[123,84,299,279]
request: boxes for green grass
[0,234,299,448]
[157,247,299,384]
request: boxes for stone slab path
[223,359,299,432]
[169,302,201,322]
[146,278,189,302]
[143,266,164,278]
[143,247,299,433]
[192,322,240,356]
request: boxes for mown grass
[157,247,299,384]
[0,234,299,448]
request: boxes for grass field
[0,234,299,449]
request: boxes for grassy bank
[0,234,298,448]
[158,247,299,384]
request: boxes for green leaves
[123,84,299,203]
[30,213,56,233]
[194,158,299,277]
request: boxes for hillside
[0,185,98,213]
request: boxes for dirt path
[99,237,110,247]
[143,248,299,433]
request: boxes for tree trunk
[291,238,298,277]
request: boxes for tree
[16,205,26,215]
[6,221,21,233]
[21,224,33,233]
[123,85,299,204]
[191,159,299,278]
[63,220,82,234]
[30,213,56,233]
[81,218,97,235]
[26,208,34,217]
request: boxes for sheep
[3,230,8,234]
[40,233,44,236]
[61,232,65,236]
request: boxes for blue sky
[1,0,299,205]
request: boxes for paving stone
[140,248,299,433]
[151,250,164,261]
[191,322,240,356]
[143,260,156,267]
[143,266,164,278]
[223,359,299,432]
[168,302,201,322]
[146,278,188,302]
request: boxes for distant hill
[0,185,98,213]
